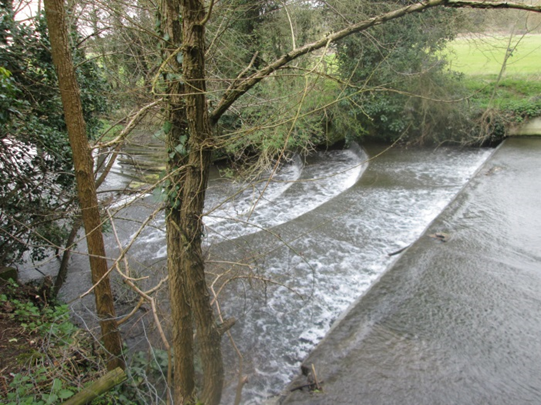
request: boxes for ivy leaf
[163,120,172,134]
[58,389,74,399]
[175,144,186,155]
[52,378,62,391]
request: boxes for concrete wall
[509,117,541,136]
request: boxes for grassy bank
[443,33,541,134]
[464,76,541,115]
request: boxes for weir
[510,117,541,136]
[280,137,541,405]
[41,142,493,405]
[25,139,496,404]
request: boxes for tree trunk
[179,1,224,404]
[53,219,81,298]
[43,0,124,371]
[161,0,197,403]
[161,0,224,402]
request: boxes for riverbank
[280,136,541,404]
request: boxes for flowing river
[50,141,492,404]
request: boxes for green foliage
[206,0,339,164]
[4,368,76,405]
[0,67,19,126]
[461,74,541,143]
[1,282,158,405]
[330,0,472,144]
[86,0,160,110]
[210,0,280,78]
[0,4,110,265]
[508,100,541,121]
[0,280,76,342]
[90,349,170,405]
[218,69,340,164]
[464,76,541,117]
[0,281,80,405]
[9,298,76,338]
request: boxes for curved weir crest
[204,144,368,243]
[53,142,492,405]
[130,145,368,259]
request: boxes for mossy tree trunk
[178,0,225,402]
[161,0,196,402]
[161,0,223,403]
[43,0,124,372]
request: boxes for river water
[282,137,541,405]
[56,141,491,404]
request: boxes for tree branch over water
[210,0,541,124]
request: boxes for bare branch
[199,0,215,26]
[210,0,541,124]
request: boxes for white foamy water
[215,145,492,404]
[121,146,368,261]
[74,143,491,405]
[205,146,367,243]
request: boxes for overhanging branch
[209,0,541,125]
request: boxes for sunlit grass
[444,33,541,77]
[441,33,541,117]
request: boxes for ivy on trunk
[161,0,224,403]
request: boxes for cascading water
[107,144,367,262]
[54,141,492,405]
[211,144,492,404]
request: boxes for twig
[311,364,321,391]
[76,204,163,301]
[290,380,325,392]
[387,244,411,256]
[106,210,171,351]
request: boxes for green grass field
[444,33,541,77]
[443,33,541,116]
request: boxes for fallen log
[61,367,127,405]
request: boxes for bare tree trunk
[43,0,124,371]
